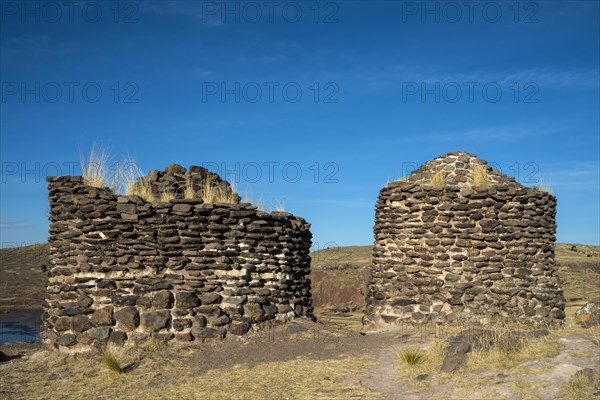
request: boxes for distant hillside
[0,243,48,310]
[311,243,600,270]
[310,245,372,269]
[309,242,600,310]
[0,242,597,310]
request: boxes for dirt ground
[1,311,598,400]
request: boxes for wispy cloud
[1,34,55,56]
[498,69,600,89]
[386,123,567,144]
[193,68,213,78]
[542,161,600,190]
[0,219,33,229]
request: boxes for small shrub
[101,350,123,374]
[398,349,427,366]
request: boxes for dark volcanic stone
[173,318,192,331]
[90,306,114,326]
[200,293,222,305]
[152,291,173,309]
[114,306,140,330]
[87,326,111,340]
[71,315,93,332]
[192,327,227,340]
[175,291,199,308]
[228,321,250,336]
[440,330,483,373]
[109,331,128,345]
[55,334,77,347]
[141,310,171,332]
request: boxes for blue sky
[1,0,599,249]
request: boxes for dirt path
[346,328,600,400]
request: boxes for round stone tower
[364,151,565,328]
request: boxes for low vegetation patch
[464,325,562,372]
[0,344,377,400]
[558,369,600,400]
[397,337,445,380]
[398,349,426,366]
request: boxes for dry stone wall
[364,152,565,328]
[43,171,312,350]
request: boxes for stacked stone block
[43,173,312,350]
[364,152,565,328]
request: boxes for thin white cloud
[498,69,600,89]
[193,68,212,78]
[0,219,33,229]
[1,34,55,56]
[388,123,566,144]
[542,161,600,190]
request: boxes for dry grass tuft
[80,143,116,189]
[398,349,426,366]
[429,170,446,188]
[397,336,446,380]
[534,177,553,194]
[159,187,177,203]
[101,349,124,374]
[125,176,155,203]
[471,164,491,187]
[184,175,196,199]
[201,175,239,204]
[272,199,286,212]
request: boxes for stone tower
[364,151,564,328]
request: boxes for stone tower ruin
[364,151,565,328]
[43,165,312,350]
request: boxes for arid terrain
[0,242,599,399]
